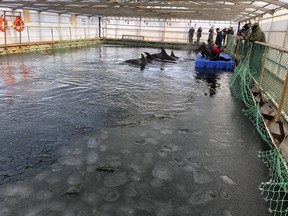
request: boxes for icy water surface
[0,45,213,185]
[0,46,270,216]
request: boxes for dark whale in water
[144,52,154,63]
[170,51,179,60]
[151,47,177,62]
[124,53,147,69]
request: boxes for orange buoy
[0,16,8,32]
[13,16,25,32]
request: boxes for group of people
[191,22,266,62]
[238,22,266,43]
[188,26,235,45]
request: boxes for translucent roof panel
[0,0,287,22]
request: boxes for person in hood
[249,23,266,43]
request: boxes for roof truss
[0,0,287,22]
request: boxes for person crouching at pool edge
[209,44,230,61]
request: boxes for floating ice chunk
[193,170,213,184]
[189,189,217,205]
[98,188,120,202]
[24,206,43,216]
[223,209,233,216]
[48,201,66,212]
[161,143,180,151]
[4,184,34,198]
[150,178,164,188]
[99,144,107,152]
[35,171,50,181]
[87,151,98,164]
[146,138,159,145]
[46,176,61,185]
[50,163,63,172]
[125,187,138,197]
[117,206,135,216]
[209,138,217,143]
[128,172,142,181]
[154,202,174,216]
[160,129,174,135]
[72,148,83,155]
[101,131,109,140]
[135,138,148,145]
[182,165,196,172]
[175,205,192,215]
[103,171,128,187]
[0,206,11,216]
[221,175,236,185]
[109,161,122,167]
[129,164,147,174]
[172,156,184,165]
[36,190,53,200]
[67,172,82,185]
[152,162,174,180]
[142,152,154,164]
[158,149,168,157]
[87,137,101,148]
[58,156,83,166]
[82,193,101,205]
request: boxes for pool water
[0,45,270,216]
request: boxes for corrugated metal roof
[0,0,287,22]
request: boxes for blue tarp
[195,53,235,71]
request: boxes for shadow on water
[194,69,222,96]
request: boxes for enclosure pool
[0,45,270,215]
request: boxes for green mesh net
[228,35,288,216]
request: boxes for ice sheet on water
[46,175,61,185]
[189,189,217,206]
[103,171,128,187]
[58,156,83,166]
[221,175,236,185]
[125,186,138,197]
[0,205,11,216]
[129,163,147,174]
[36,190,53,200]
[193,170,213,184]
[48,201,66,212]
[50,163,63,172]
[160,129,174,135]
[98,188,120,202]
[86,151,98,164]
[154,202,174,216]
[175,205,193,216]
[67,171,82,185]
[99,144,107,152]
[150,178,164,188]
[152,162,174,180]
[87,137,101,148]
[161,143,180,151]
[3,183,34,198]
[82,193,101,205]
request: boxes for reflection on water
[195,69,222,96]
[0,46,207,185]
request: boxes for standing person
[249,23,266,43]
[222,27,227,45]
[208,26,214,41]
[228,27,234,35]
[215,28,223,48]
[188,27,195,44]
[196,27,202,44]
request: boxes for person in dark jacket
[196,27,202,43]
[215,28,223,48]
[194,39,211,59]
[188,27,195,44]
[249,23,266,43]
